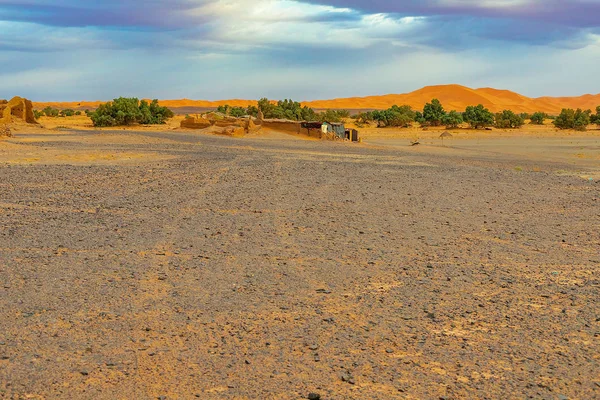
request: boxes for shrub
[422,99,446,126]
[354,112,374,124]
[530,112,546,125]
[90,98,173,127]
[217,105,247,118]
[463,104,494,129]
[316,109,350,123]
[42,106,59,117]
[441,110,463,129]
[60,109,75,117]
[33,110,44,119]
[75,111,82,116]
[495,110,524,129]
[553,108,590,131]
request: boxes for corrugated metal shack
[300,121,358,141]
[322,122,346,139]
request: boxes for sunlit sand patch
[0,150,173,165]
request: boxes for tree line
[355,100,600,131]
[217,99,350,123]
[34,107,83,119]
[33,97,600,130]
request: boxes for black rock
[308,393,321,400]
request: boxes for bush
[422,99,446,126]
[353,112,374,125]
[553,108,591,131]
[441,110,463,129]
[530,112,546,125]
[75,111,82,116]
[463,104,494,129]
[33,110,44,119]
[216,105,246,117]
[495,110,524,129]
[90,98,174,127]
[60,109,75,117]
[42,106,59,117]
[315,109,350,123]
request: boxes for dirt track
[0,129,599,399]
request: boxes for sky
[1,0,599,101]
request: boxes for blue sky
[1,0,599,101]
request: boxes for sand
[0,124,598,399]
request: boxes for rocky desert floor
[0,125,599,399]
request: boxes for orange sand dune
[33,98,256,110]
[32,85,600,114]
[305,85,600,114]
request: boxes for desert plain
[0,113,599,400]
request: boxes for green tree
[372,105,416,128]
[441,110,463,129]
[246,105,259,118]
[216,105,230,114]
[553,108,591,131]
[590,106,600,125]
[33,110,44,119]
[228,107,246,118]
[422,99,446,126]
[257,98,275,118]
[463,104,495,129]
[90,98,173,127]
[495,110,524,129]
[530,112,546,125]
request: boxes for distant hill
[304,85,600,114]
[32,84,600,114]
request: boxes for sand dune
[32,84,600,114]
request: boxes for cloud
[0,0,598,100]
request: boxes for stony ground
[0,129,599,399]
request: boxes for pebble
[308,344,319,350]
[307,393,321,400]
[386,348,394,354]
[341,373,355,384]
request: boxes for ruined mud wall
[181,116,260,136]
[258,119,302,135]
[180,117,212,129]
[0,97,36,124]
